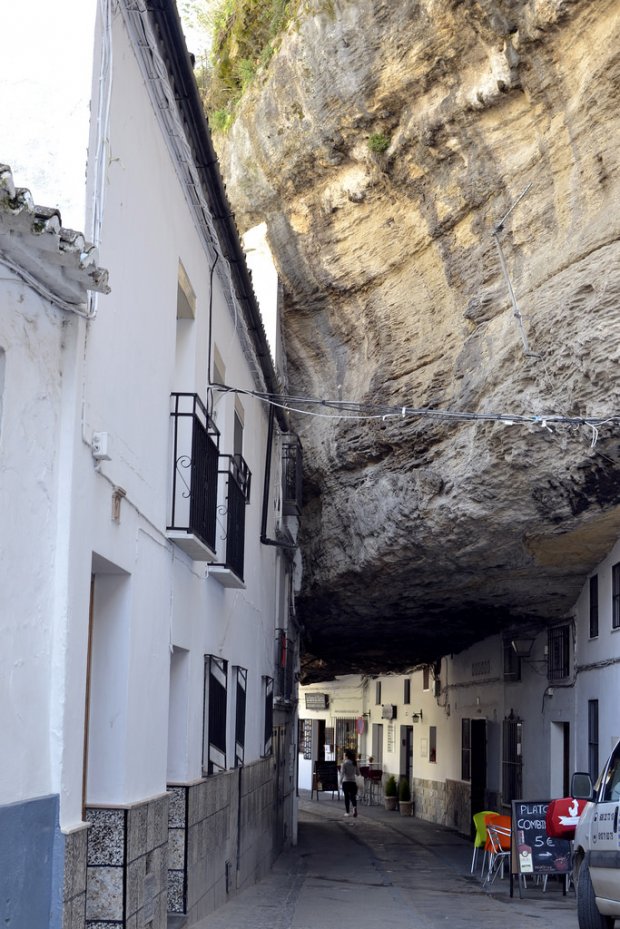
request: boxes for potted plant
[398,777,414,816]
[384,774,398,811]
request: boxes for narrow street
[196,792,579,929]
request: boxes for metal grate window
[590,575,599,638]
[503,640,521,682]
[547,625,570,681]
[462,718,471,781]
[263,677,273,757]
[588,699,599,780]
[403,678,411,704]
[502,716,523,804]
[282,436,303,517]
[203,656,228,775]
[234,666,247,768]
[613,564,620,630]
[220,454,251,581]
[375,681,381,705]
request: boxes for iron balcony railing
[282,435,302,517]
[217,453,251,581]
[168,393,220,552]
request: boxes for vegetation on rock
[183,0,295,131]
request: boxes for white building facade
[300,534,620,835]
[0,3,301,928]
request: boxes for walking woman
[340,749,360,818]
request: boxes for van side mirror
[571,771,594,800]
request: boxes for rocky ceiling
[215,0,620,681]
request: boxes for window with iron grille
[375,681,381,705]
[217,454,251,581]
[429,725,437,763]
[403,678,411,704]
[274,629,296,702]
[203,656,228,774]
[613,563,620,630]
[263,676,273,757]
[588,699,599,780]
[461,718,471,781]
[547,625,570,681]
[282,436,303,517]
[422,667,430,691]
[234,666,247,768]
[589,575,599,638]
[503,640,521,682]
[502,716,523,804]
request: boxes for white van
[572,738,620,929]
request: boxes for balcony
[167,393,219,561]
[209,454,252,588]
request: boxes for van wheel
[577,863,614,929]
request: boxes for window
[233,400,244,458]
[422,667,430,691]
[613,563,620,630]
[375,681,381,705]
[234,666,247,768]
[403,678,411,704]
[547,625,570,681]
[461,719,471,781]
[371,723,383,764]
[263,676,273,757]
[502,716,523,804]
[429,726,437,763]
[177,259,196,319]
[588,699,599,780]
[203,656,228,774]
[589,575,599,638]
[503,640,521,682]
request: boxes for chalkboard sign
[311,761,339,799]
[511,800,571,876]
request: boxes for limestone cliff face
[216,0,620,679]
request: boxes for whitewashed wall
[574,536,620,771]
[0,279,69,807]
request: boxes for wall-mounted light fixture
[411,709,423,722]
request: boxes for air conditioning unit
[381,704,397,720]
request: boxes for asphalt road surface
[196,791,580,929]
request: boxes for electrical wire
[209,383,619,431]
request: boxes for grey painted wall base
[0,794,64,929]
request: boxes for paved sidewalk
[194,791,579,929]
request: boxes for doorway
[400,726,414,783]
[550,721,570,797]
[470,719,487,819]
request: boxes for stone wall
[85,793,169,929]
[412,777,470,836]
[168,757,277,925]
